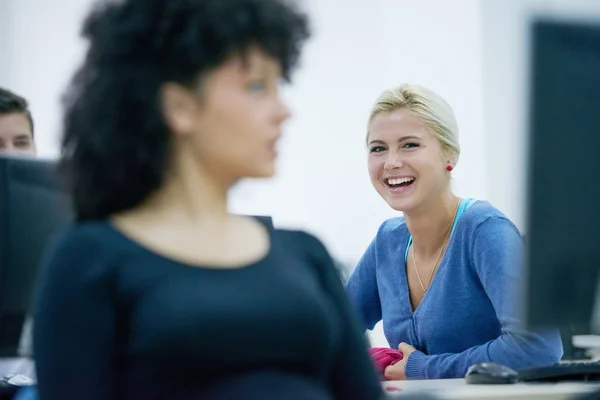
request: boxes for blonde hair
[367,83,460,164]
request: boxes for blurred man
[0,88,36,387]
[0,88,36,155]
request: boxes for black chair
[253,215,274,231]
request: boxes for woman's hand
[384,343,417,380]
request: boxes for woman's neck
[136,149,231,223]
[404,191,459,259]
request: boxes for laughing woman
[346,83,563,380]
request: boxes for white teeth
[387,177,415,186]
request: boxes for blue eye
[403,142,419,148]
[247,81,266,94]
[369,146,386,153]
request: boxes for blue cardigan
[346,200,563,379]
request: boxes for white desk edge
[382,378,600,400]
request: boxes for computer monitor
[0,155,72,357]
[523,18,600,334]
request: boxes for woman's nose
[384,153,404,170]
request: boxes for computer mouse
[465,362,519,384]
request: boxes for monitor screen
[523,18,600,333]
[0,155,72,356]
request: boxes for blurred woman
[33,1,383,398]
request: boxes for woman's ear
[160,83,198,137]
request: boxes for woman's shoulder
[38,221,121,282]
[458,200,522,243]
[51,220,121,247]
[44,220,126,264]
[460,200,519,230]
[352,217,410,258]
[271,228,347,277]
[271,228,330,259]
[376,216,409,239]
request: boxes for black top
[33,221,382,400]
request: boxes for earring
[446,165,453,171]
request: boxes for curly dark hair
[61,0,310,221]
[0,87,34,135]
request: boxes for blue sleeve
[33,228,117,399]
[405,217,563,379]
[345,236,382,331]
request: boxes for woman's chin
[246,164,277,179]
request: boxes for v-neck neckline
[404,239,451,314]
[401,198,475,314]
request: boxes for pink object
[368,347,404,377]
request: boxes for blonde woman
[346,84,563,380]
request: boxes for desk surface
[382,379,600,400]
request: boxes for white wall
[0,0,91,158]
[0,0,10,84]
[232,0,487,268]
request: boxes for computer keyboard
[519,361,600,382]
